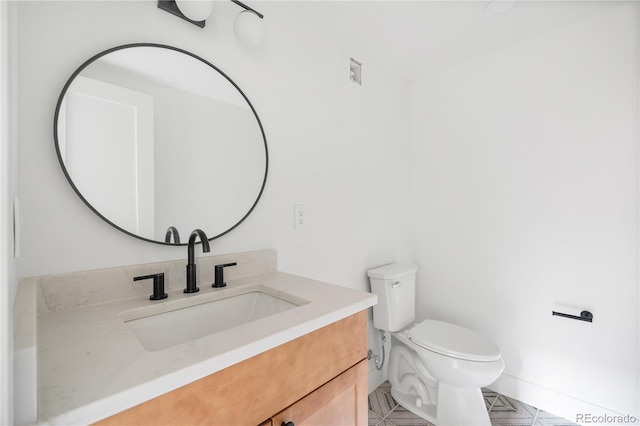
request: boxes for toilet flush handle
[392,281,402,288]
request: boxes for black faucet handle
[212,262,237,288]
[134,273,168,301]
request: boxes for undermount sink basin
[122,289,305,351]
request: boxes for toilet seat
[407,320,501,362]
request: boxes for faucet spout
[164,226,181,244]
[184,229,210,293]
[187,229,210,264]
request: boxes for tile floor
[368,381,578,426]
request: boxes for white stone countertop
[30,270,376,425]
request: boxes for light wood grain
[272,360,368,426]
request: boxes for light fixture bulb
[234,10,264,47]
[175,0,213,22]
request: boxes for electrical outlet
[294,204,305,230]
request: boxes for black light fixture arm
[157,0,206,28]
[230,0,264,19]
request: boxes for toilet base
[390,386,438,423]
[435,382,491,426]
[388,335,494,426]
[390,382,490,426]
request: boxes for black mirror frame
[53,43,269,246]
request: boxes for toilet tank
[367,263,417,332]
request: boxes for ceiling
[288,1,629,80]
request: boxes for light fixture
[233,9,264,47]
[176,0,213,22]
[158,0,265,46]
[158,0,207,28]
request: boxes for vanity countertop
[25,270,376,425]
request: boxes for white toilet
[368,263,504,426]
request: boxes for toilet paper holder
[552,309,593,323]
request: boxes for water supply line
[367,330,386,371]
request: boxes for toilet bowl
[367,263,504,426]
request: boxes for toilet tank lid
[367,263,417,279]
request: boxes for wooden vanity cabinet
[96,311,368,426]
[270,360,367,426]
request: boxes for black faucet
[164,226,181,244]
[184,229,210,293]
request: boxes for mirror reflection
[54,44,268,245]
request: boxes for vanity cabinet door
[272,360,367,426]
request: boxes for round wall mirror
[54,43,268,245]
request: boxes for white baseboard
[490,373,639,424]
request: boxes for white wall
[17,1,412,280]
[15,0,412,398]
[411,3,638,418]
[1,0,19,423]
